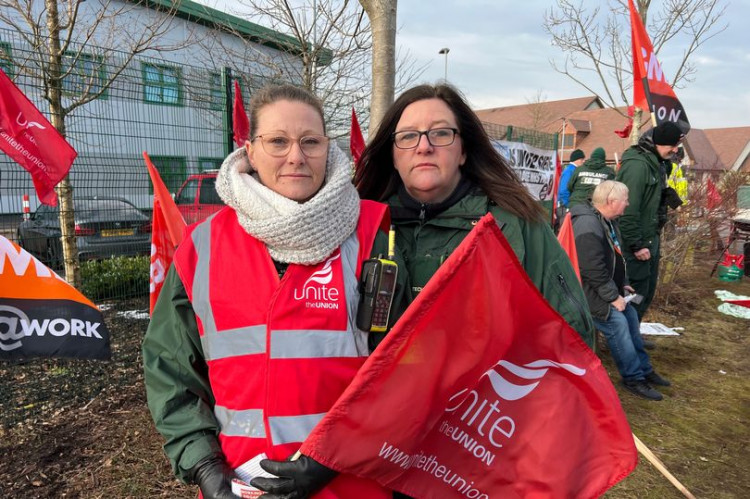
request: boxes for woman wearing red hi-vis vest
[143,85,404,499]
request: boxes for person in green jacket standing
[355,83,595,349]
[567,147,615,208]
[615,121,684,320]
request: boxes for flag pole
[633,434,696,499]
[640,77,658,126]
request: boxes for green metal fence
[0,27,277,300]
[482,122,559,151]
[482,121,559,218]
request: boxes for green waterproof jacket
[567,158,616,207]
[142,230,405,483]
[615,139,666,253]
[385,187,595,347]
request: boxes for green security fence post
[223,66,233,157]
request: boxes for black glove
[662,186,684,209]
[250,454,338,499]
[191,455,239,499]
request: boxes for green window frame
[198,157,223,172]
[0,42,13,76]
[142,63,183,106]
[61,52,108,98]
[149,156,187,194]
[208,72,224,110]
[207,73,247,111]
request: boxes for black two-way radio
[356,226,399,333]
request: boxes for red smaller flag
[707,178,722,210]
[350,107,366,166]
[233,80,250,148]
[614,106,634,138]
[557,212,581,282]
[0,68,77,205]
[144,152,187,314]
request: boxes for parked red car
[175,171,224,224]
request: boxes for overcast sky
[197,0,750,130]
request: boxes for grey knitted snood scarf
[215,143,360,265]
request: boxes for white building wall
[0,0,304,214]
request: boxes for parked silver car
[17,197,151,267]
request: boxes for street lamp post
[438,47,450,81]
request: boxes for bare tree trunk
[45,0,80,286]
[360,0,396,135]
[630,107,642,146]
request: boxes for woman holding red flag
[355,83,594,349]
[143,84,403,499]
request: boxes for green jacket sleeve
[616,160,648,251]
[492,209,596,348]
[142,265,223,483]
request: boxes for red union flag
[0,69,77,206]
[301,215,636,498]
[629,0,690,133]
[350,107,365,167]
[557,212,581,282]
[233,80,250,147]
[144,152,186,314]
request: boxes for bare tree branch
[0,0,188,286]
[544,0,727,108]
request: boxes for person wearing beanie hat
[615,121,684,322]
[567,147,615,208]
[652,121,684,147]
[556,149,586,219]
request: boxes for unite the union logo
[293,253,341,309]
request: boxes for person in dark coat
[571,180,671,401]
[616,121,684,320]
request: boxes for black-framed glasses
[392,127,460,149]
[251,134,329,158]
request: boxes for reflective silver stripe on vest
[268,413,325,445]
[214,405,266,438]
[341,232,370,356]
[270,232,369,359]
[190,220,267,361]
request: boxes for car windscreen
[199,178,223,205]
[73,199,145,220]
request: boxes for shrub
[80,255,150,301]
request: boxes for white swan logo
[293,253,341,306]
[482,359,586,401]
[16,112,46,131]
[302,253,339,287]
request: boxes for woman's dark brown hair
[354,84,545,222]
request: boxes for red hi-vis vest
[173,201,391,499]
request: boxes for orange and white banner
[0,236,110,360]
